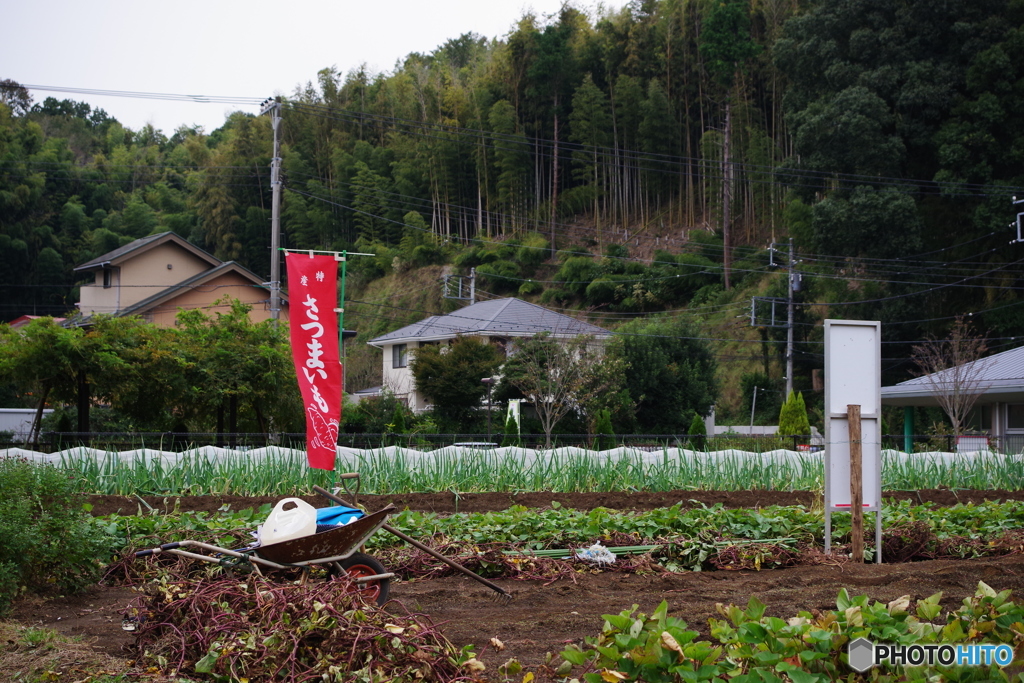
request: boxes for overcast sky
[3,0,624,135]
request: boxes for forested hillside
[2,0,1023,420]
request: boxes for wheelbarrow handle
[311,485,512,601]
[135,541,182,558]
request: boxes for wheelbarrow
[134,503,397,606]
[134,482,514,611]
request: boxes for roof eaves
[118,262,268,317]
[74,232,220,272]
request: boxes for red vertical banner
[285,253,341,470]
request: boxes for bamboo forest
[2,0,1024,423]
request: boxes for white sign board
[824,320,882,511]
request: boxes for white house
[366,297,609,411]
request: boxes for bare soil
[11,489,1024,680]
[85,487,1024,517]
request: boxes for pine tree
[687,411,707,451]
[592,408,615,451]
[501,411,520,448]
[778,391,810,437]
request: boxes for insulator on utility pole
[1012,196,1024,245]
[751,238,798,398]
[443,267,476,303]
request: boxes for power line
[286,101,1024,198]
[19,83,1023,198]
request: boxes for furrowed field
[3,446,1024,683]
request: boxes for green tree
[174,300,301,435]
[638,79,676,197]
[120,194,159,238]
[699,0,759,290]
[499,333,620,448]
[569,75,611,226]
[409,336,503,431]
[351,162,397,244]
[699,0,760,90]
[0,79,33,115]
[488,99,531,233]
[0,317,84,442]
[778,390,810,437]
[501,410,521,448]
[687,411,707,450]
[607,317,718,434]
[79,315,181,431]
[592,408,615,450]
[809,186,922,260]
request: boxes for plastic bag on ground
[575,542,616,564]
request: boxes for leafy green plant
[0,458,114,614]
[559,600,723,682]
[559,583,1024,682]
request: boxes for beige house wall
[77,268,121,315]
[78,243,212,316]
[141,272,286,327]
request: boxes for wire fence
[2,431,1018,454]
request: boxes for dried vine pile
[127,575,484,682]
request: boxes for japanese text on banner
[285,254,342,470]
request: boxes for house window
[392,344,408,369]
[964,405,992,432]
[1007,404,1024,430]
[102,269,112,289]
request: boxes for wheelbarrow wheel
[329,552,390,606]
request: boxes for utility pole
[261,97,283,323]
[722,104,733,290]
[750,239,797,396]
[786,238,794,398]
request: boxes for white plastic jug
[257,498,318,545]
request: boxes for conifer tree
[687,411,707,451]
[778,391,810,437]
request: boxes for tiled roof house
[367,297,608,411]
[72,232,287,326]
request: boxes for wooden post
[848,404,863,563]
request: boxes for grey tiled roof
[75,232,218,271]
[368,298,608,346]
[882,343,1024,400]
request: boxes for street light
[481,377,495,442]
